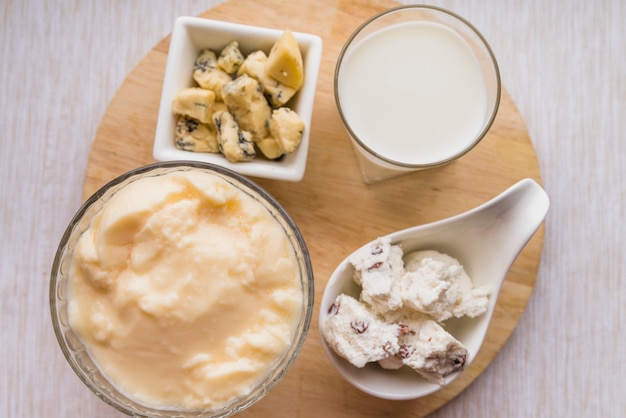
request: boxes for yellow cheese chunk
[256,137,285,160]
[270,107,305,154]
[238,50,297,107]
[213,110,256,162]
[193,49,233,100]
[222,74,271,142]
[174,115,219,153]
[172,87,216,124]
[217,41,244,74]
[266,29,304,90]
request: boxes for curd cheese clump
[68,170,303,410]
[322,237,491,385]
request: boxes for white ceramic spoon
[319,178,550,400]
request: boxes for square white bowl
[153,16,323,182]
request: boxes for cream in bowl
[50,162,314,417]
[319,179,549,399]
[335,5,501,183]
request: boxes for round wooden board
[83,0,544,416]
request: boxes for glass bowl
[50,161,314,417]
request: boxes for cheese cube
[222,74,271,142]
[256,137,285,160]
[213,110,256,162]
[174,115,219,153]
[266,29,304,90]
[172,87,216,124]
[238,50,297,107]
[217,41,244,74]
[193,49,233,100]
[269,107,305,154]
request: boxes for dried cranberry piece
[328,301,340,316]
[350,320,369,334]
[367,261,385,272]
[398,344,415,359]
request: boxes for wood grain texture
[82,0,542,416]
[2,0,624,417]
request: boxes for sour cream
[68,170,303,410]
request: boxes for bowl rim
[49,160,315,417]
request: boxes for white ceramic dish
[319,178,549,400]
[153,16,323,182]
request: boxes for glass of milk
[335,5,501,184]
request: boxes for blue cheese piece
[213,110,255,162]
[217,41,244,74]
[237,50,297,107]
[269,107,305,154]
[172,87,216,124]
[256,107,306,159]
[174,115,219,153]
[222,74,271,142]
[193,49,233,100]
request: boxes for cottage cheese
[322,237,490,384]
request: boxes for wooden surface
[2,0,624,417]
[83,0,542,416]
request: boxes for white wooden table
[1,0,624,416]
